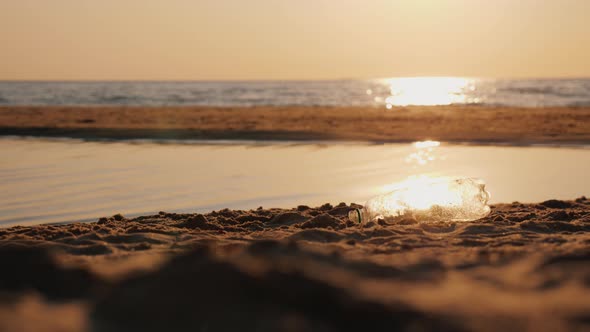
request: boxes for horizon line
[2,75,590,83]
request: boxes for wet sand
[1,106,590,144]
[1,198,590,331]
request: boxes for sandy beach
[1,198,589,331]
[2,106,590,144]
[1,106,590,332]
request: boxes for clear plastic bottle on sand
[349,177,491,225]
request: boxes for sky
[1,0,589,80]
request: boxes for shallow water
[1,138,589,226]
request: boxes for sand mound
[1,198,590,331]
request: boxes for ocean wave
[499,86,585,98]
[1,79,590,108]
[96,95,143,104]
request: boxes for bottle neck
[348,208,367,227]
[349,208,364,226]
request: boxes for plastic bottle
[349,177,491,225]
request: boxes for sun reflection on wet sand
[381,77,475,108]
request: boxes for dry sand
[1,106,590,144]
[1,198,590,331]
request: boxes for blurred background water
[1,77,590,108]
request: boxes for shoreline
[4,133,590,149]
[1,105,590,144]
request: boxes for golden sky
[1,0,589,80]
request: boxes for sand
[2,105,589,330]
[1,198,590,331]
[1,105,590,144]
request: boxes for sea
[1,77,590,108]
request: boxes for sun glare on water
[405,140,442,166]
[381,77,473,108]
